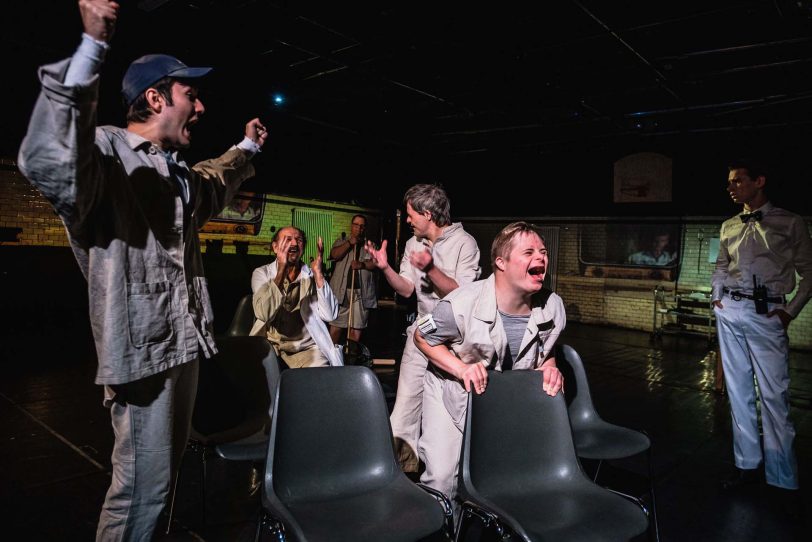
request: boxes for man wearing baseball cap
[18,1,268,539]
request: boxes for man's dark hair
[403,184,451,227]
[125,77,176,123]
[728,158,768,181]
[351,214,367,225]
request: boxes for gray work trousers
[96,359,199,541]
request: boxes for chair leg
[165,468,182,534]
[454,502,506,542]
[255,510,286,542]
[591,446,659,542]
[416,482,455,538]
[201,448,207,526]
[646,445,660,542]
[593,459,604,483]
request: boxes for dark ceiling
[5,0,812,216]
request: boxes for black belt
[723,288,785,304]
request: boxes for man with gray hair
[366,184,481,472]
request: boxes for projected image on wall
[202,191,265,235]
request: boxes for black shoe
[721,467,761,490]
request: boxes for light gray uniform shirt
[711,202,812,318]
[17,56,256,385]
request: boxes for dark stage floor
[1,304,810,541]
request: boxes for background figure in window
[628,231,676,266]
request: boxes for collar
[269,259,312,281]
[740,201,773,218]
[434,222,461,243]
[122,128,185,164]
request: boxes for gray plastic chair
[257,366,451,541]
[558,344,659,541]
[225,293,257,337]
[166,336,281,532]
[456,370,649,542]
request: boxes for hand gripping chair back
[457,370,649,542]
[259,366,447,542]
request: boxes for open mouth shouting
[182,117,198,141]
[528,265,546,283]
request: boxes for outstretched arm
[194,117,267,227]
[18,0,120,224]
[366,239,415,298]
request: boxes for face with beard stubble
[273,227,305,266]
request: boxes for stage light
[272,94,285,106]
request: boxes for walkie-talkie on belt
[753,274,769,314]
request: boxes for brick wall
[200,196,380,257]
[4,159,810,349]
[0,158,379,256]
[463,217,812,350]
[1,162,70,247]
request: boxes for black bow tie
[740,210,762,223]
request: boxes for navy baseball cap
[122,54,212,105]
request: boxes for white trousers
[390,324,428,470]
[715,296,798,489]
[418,369,465,513]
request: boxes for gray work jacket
[18,58,255,385]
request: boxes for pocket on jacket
[127,281,173,347]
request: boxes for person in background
[16,1,268,539]
[251,226,342,368]
[627,231,676,266]
[366,184,481,472]
[712,159,812,517]
[329,214,378,345]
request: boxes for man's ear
[755,175,766,189]
[144,88,164,113]
[494,256,506,272]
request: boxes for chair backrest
[265,366,399,506]
[557,344,601,426]
[192,336,281,438]
[225,294,256,337]
[459,371,585,501]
